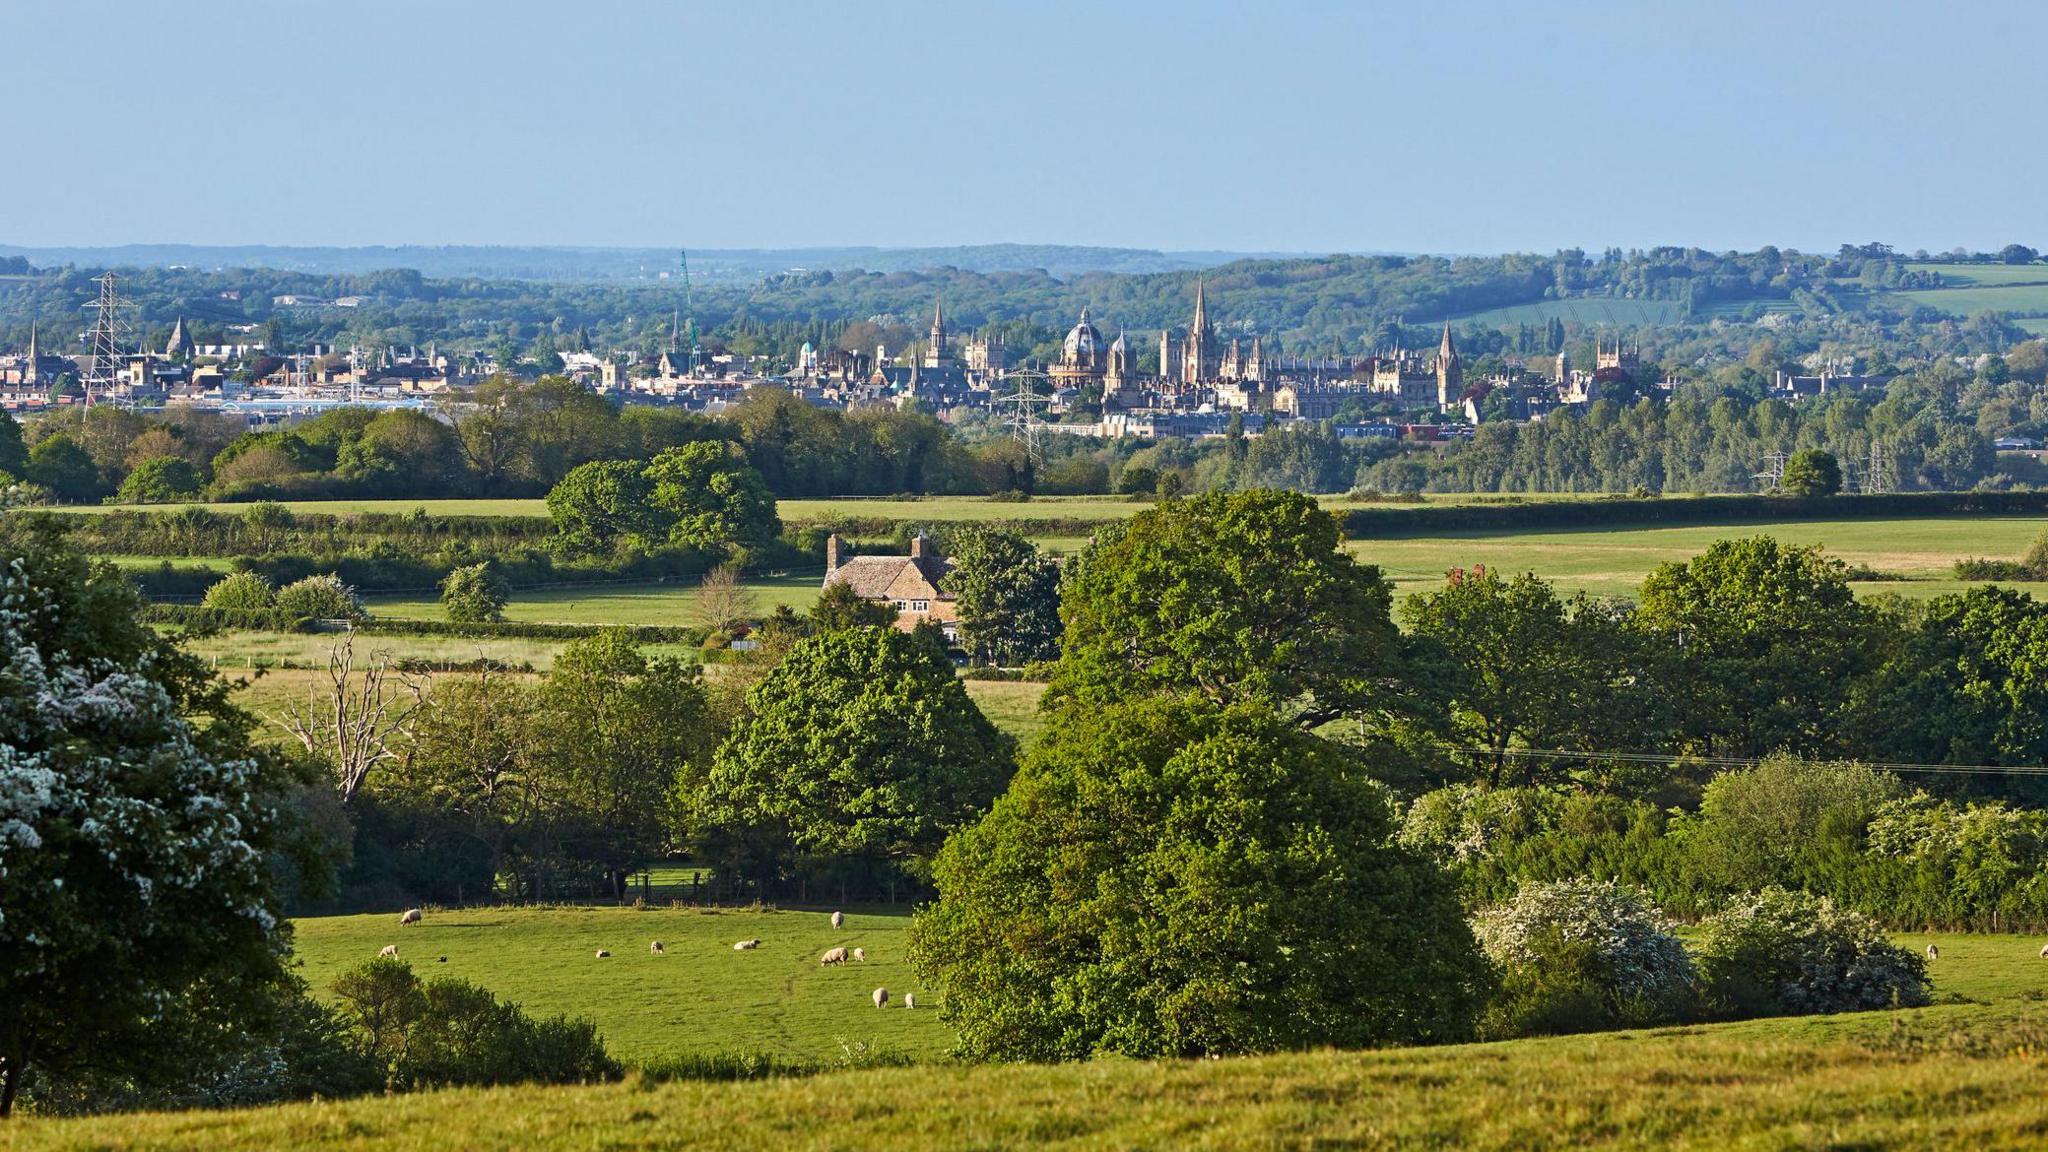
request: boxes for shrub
[439,561,508,623]
[332,958,619,1091]
[115,455,204,504]
[200,570,278,612]
[274,573,368,622]
[1692,888,1929,1018]
[1472,879,1695,1038]
[1399,784,1559,867]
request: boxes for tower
[1104,329,1132,404]
[1435,321,1462,411]
[923,299,950,368]
[22,322,38,386]
[165,315,193,360]
[1158,329,1180,388]
[1181,280,1212,384]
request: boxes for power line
[1449,746,2048,778]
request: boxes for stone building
[820,532,959,641]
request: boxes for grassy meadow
[15,922,2048,1150]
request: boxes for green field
[15,922,2048,1149]
[1903,262,2048,287]
[292,906,949,1065]
[363,572,824,627]
[1354,515,2048,600]
[1883,283,2048,317]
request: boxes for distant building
[820,532,957,641]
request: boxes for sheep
[595,949,612,959]
[733,939,761,951]
[852,947,866,962]
[379,945,398,958]
[650,941,665,955]
[1926,943,1940,961]
[399,907,423,927]
[831,910,844,929]
[820,946,849,966]
[2040,942,2048,959]
[903,993,917,1010]
[873,987,889,1008]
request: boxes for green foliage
[200,570,278,612]
[702,627,1013,883]
[439,561,509,624]
[940,526,1061,666]
[1472,880,1695,1038]
[1687,755,1903,893]
[912,696,1488,1061]
[0,411,25,479]
[24,434,100,502]
[1402,567,1663,787]
[644,441,780,554]
[545,459,660,555]
[0,521,299,1116]
[1854,586,2048,769]
[1048,489,1406,727]
[113,455,202,504]
[808,580,898,632]
[1692,888,1929,1019]
[273,573,368,622]
[1778,449,1841,497]
[332,958,619,1091]
[1636,536,1879,756]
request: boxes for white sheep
[820,946,848,966]
[2040,942,2048,959]
[650,940,665,955]
[733,939,761,951]
[379,944,398,958]
[852,947,866,962]
[399,907,422,927]
[903,992,916,1010]
[1926,943,1939,961]
[872,987,889,1008]
[595,949,612,959]
[831,910,844,929]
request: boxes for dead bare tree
[692,562,752,635]
[276,633,424,803]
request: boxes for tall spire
[1439,319,1456,360]
[23,322,37,385]
[1192,279,1208,336]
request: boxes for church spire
[24,322,38,385]
[1439,319,1457,360]
[1192,279,1208,336]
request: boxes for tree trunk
[2,1049,24,1120]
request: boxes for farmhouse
[821,532,958,640]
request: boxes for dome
[1061,308,1102,367]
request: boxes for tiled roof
[821,554,956,599]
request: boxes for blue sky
[5,0,2041,254]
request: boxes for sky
[5,0,2043,255]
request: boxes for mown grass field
[1883,283,2048,317]
[362,572,824,626]
[1902,262,2048,287]
[15,923,2048,1150]
[1353,514,2048,600]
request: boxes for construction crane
[679,250,701,375]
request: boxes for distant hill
[0,243,1307,283]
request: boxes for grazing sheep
[595,950,612,959]
[820,946,849,966]
[904,993,916,1010]
[873,987,889,1008]
[831,911,844,929]
[852,947,866,962]
[733,939,761,951]
[2040,942,2048,959]
[1926,943,1940,961]
[379,945,398,958]
[650,941,665,955]
[399,907,423,927]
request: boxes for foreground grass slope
[10,1003,2048,1151]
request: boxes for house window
[911,600,929,613]
[892,600,907,611]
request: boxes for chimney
[910,532,928,560]
[825,533,842,574]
